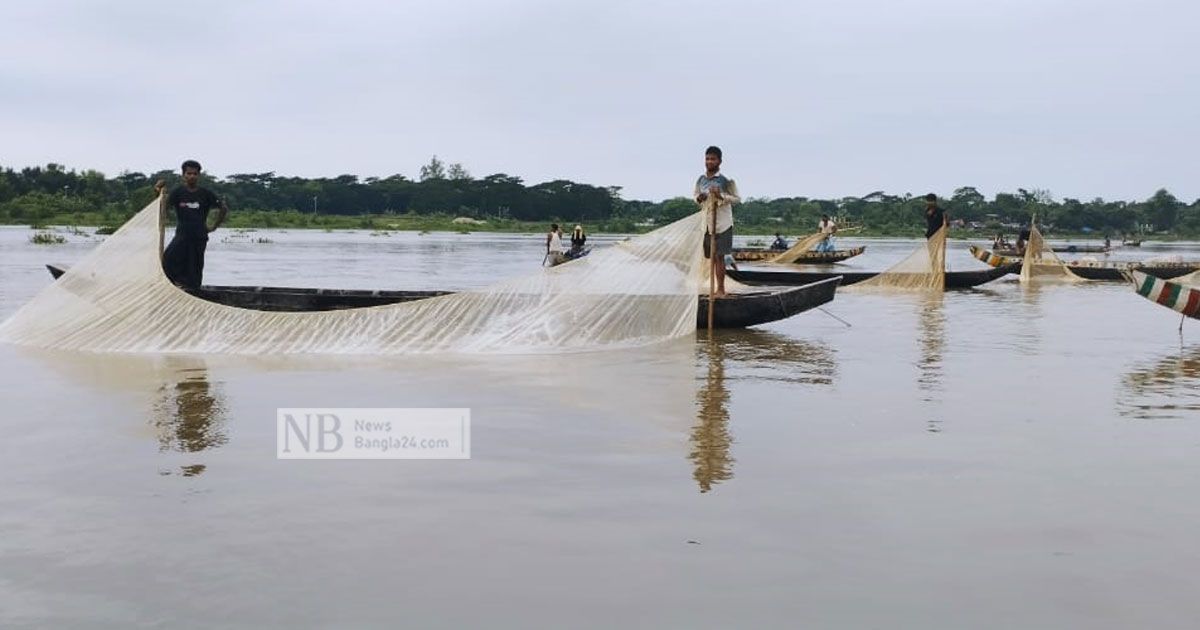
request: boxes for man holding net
[695,146,740,298]
[924,193,946,239]
[154,160,229,289]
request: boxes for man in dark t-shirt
[924,193,945,239]
[155,159,229,289]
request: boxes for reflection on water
[691,340,733,493]
[917,294,945,396]
[917,294,946,432]
[1119,346,1200,419]
[150,359,228,477]
[152,361,228,454]
[688,332,838,493]
[714,329,838,385]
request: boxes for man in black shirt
[155,159,229,289]
[924,193,945,239]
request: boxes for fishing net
[767,231,828,264]
[1019,223,1084,283]
[0,196,708,355]
[848,225,947,291]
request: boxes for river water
[2,226,1199,628]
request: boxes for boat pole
[157,185,166,262]
[707,197,716,332]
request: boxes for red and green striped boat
[1132,271,1200,319]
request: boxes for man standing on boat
[924,193,945,239]
[695,146,740,298]
[545,223,565,266]
[816,214,838,252]
[154,160,229,289]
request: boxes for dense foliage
[2,160,1197,236]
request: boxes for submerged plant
[30,232,66,245]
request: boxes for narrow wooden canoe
[45,265,840,330]
[727,263,1018,289]
[994,244,1109,256]
[732,245,865,264]
[969,246,1200,281]
[1132,271,1200,320]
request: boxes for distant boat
[993,244,1109,256]
[970,246,1200,281]
[731,245,865,264]
[727,263,1017,290]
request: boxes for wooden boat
[993,244,1108,256]
[548,247,591,267]
[726,263,1018,289]
[732,245,865,264]
[969,246,1200,281]
[1132,271,1200,320]
[45,265,840,330]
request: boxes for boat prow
[1132,271,1200,320]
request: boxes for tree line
[1,159,1197,235]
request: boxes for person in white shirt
[816,215,838,253]
[694,146,740,297]
[545,223,565,265]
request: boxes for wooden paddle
[155,183,167,262]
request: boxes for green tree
[1145,188,1181,232]
[419,156,446,181]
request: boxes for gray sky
[2,0,1196,202]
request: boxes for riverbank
[0,211,1162,241]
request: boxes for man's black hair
[924,193,937,202]
[705,146,722,160]
[551,223,559,230]
[181,159,202,173]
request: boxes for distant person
[570,224,587,256]
[923,193,945,239]
[695,145,740,298]
[770,232,788,250]
[154,159,228,290]
[1104,234,1111,249]
[545,223,565,265]
[816,214,838,252]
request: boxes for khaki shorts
[703,228,733,259]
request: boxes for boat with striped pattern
[1132,271,1200,320]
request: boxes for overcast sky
[2,0,1196,202]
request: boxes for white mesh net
[848,225,947,291]
[767,231,828,264]
[1019,222,1084,283]
[0,197,709,355]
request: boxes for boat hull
[44,265,839,330]
[727,264,1018,289]
[731,246,865,264]
[969,246,1200,281]
[1132,271,1200,320]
